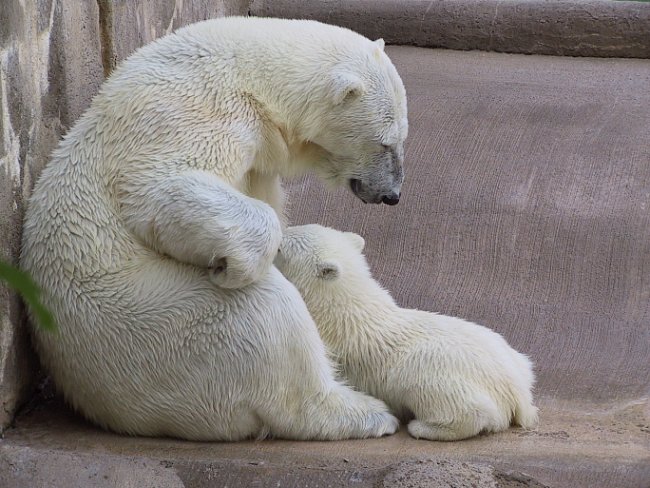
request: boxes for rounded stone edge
[249,0,650,59]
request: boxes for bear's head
[300,39,408,206]
[275,224,371,306]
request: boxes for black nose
[381,193,400,205]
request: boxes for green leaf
[0,260,57,332]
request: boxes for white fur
[276,225,539,441]
[20,17,410,440]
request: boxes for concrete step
[250,0,650,58]
[0,397,648,488]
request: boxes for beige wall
[0,0,250,432]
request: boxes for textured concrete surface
[1,45,649,487]
[0,0,250,433]
[282,46,650,484]
[0,396,647,487]
[251,0,650,58]
[287,46,650,406]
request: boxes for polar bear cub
[275,224,539,441]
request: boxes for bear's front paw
[208,258,251,289]
[208,254,276,289]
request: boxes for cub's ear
[317,260,340,280]
[329,72,365,105]
[345,232,365,252]
[374,38,385,51]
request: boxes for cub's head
[275,224,370,302]
[302,39,408,206]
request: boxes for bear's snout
[349,179,401,205]
[381,192,400,206]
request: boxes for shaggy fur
[276,225,539,441]
[21,17,408,440]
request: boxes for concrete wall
[0,0,250,432]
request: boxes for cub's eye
[381,144,392,151]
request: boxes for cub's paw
[364,409,400,438]
[338,391,399,439]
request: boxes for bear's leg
[407,419,482,441]
[247,273,398,440]
[132,404,267,442]
[118,169,282,289]
[245,170,287,226]
[260,382,399,441]
[407,392,505,441]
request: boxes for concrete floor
[1,47,649,487]
[1,396,648,487]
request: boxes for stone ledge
[0,397,648,488]
[0,446,553,488]
[250,0,650,58]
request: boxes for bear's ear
[317,260,340,280]
[374,38,385,51]
[345,232,365,252]
[329,72,365,105]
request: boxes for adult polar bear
[21,17,407,441]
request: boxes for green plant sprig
[0,260,57,332]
